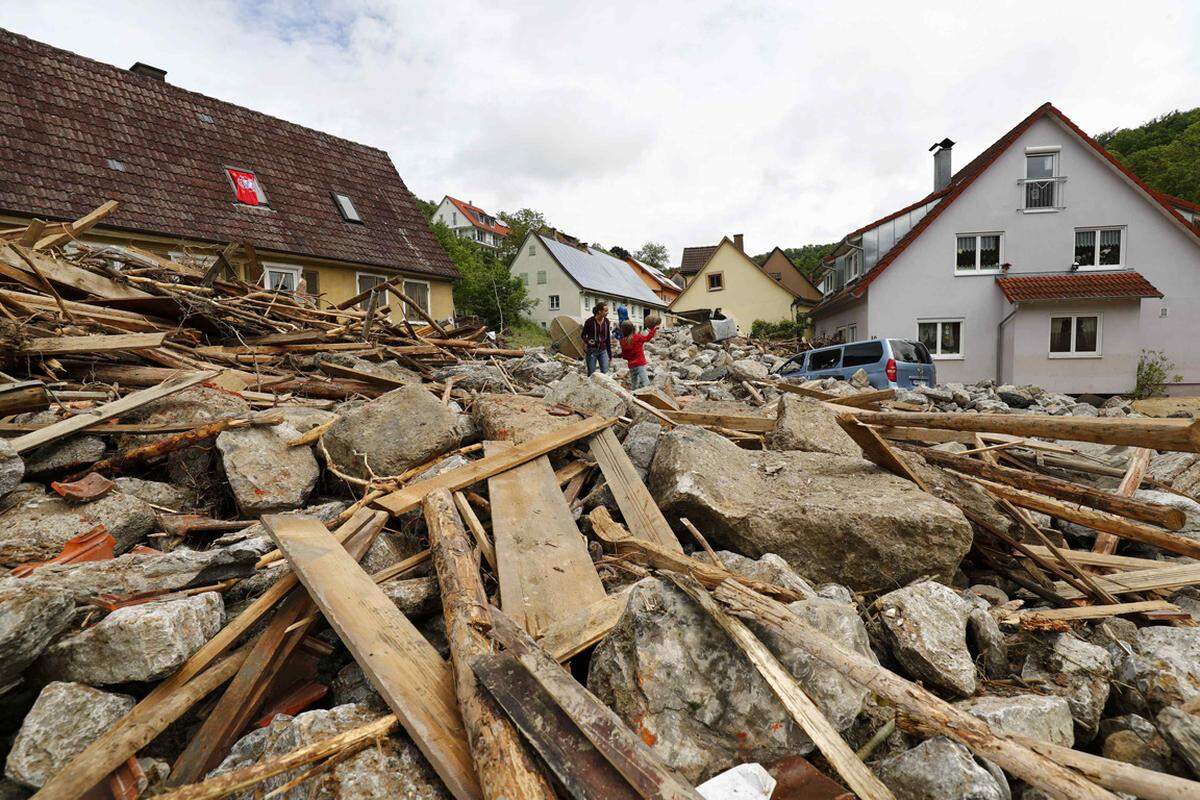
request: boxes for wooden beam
[424,490,557,800]
[33,200,118,250]
[588,427,683,552]
[535,590,631,662]
[486,441,607,637]
[375,416,615,515]
[834,414,928,489]
[846,409,1200,453]
[5,243,152,300]
[10,370,217,454]
[18,332,168,355]
[1094,447,1154,555]
[1008,600,1181,624]
[1052,562,1200,601]
[263,514,481,800]
[16,219,46,248]
[1022,545,1164,571]
[663,410,775,432]
[829,388,896,409]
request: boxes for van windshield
[889,339,933,364]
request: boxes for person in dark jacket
[581,302,612,375]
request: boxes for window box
[1049,314,1101,358]
[918,318,963,360]
[1074,228,1124,270]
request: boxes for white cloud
[2,0,1198,262]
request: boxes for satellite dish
[548,315,585,360]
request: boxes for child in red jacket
[619,321,657,389]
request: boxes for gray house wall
[864,114,1200,393]
[1008,301,1141,394]
[510,235,583,329]
[812,297,869,341]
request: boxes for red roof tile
[995,271,1163,302]
[445,196,510,237]
[0,28,456,279]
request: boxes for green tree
[751,243,838,281]
[1099,108,1200,205]
[496,208,548,265]
[430,221,533,329]
[634,241,670,269]
[414,196,438,220]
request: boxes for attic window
[197,112,215,124]
[332,193,362,223]
[226,168,268,207]
[106,158,126,172]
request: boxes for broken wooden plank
[1021,545,1164,571]
[834,413,928,490]
[663,410,775,432]
[1007,600,1181,624]
[5,243,152,301]
[1094,447,1154,555]
[588,427,682,552]
[17,332,168,356]
[1052,562,1200,601]
[263,514,481,800]
[486,441,607,637]
[424,490,557,800]
[10,370,217,454]
[535,589,631,662]
[828,388,896,408]
[375,416,615,515]
[32,200,118,250]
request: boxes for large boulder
[113,477,194,510]
[1115,625,1200,714]
[1157,706,1200,777]
[323,384,464,480]
[728,359,768,383]
[0,584,74,689]
[877,581,976,697]
[216,423,320,515]
[543,371,627,418]
[649,425,972,591]
[956,694,1074,746]
[1021,633,1112,741]
[209,703,449,799]
[471,393,581,444]
[37,591,224,684]
[4,682,134,789]
[874,736,1008,800]
[0,488,154,564]
[588,577,876,783]
[765,395,859,456]
[120,386,252,486]
[0,439,23,498]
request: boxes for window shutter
[302,268,320,298]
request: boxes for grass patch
[505,318,550,349]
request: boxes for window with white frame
[836,323,857,342]
[956,233,1002,272]
[846,250,862,280]
[401,280,431,318]
[917,319,963,359]
[1074,228,1123,269]
[1023,150,1060,210]
[264,265,301,291]
[549,294,560,310]
[1049,314,1100,357]
[355,273,388,310]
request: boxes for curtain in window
[918,322,938,352]
[1050,317,1073,352]
[1075,316,1098,352]
[979,236,1000,269]
[403,281,431,315]
[1074,231,1096,266]
[956,237,976,270]
[940,322,961,354]
[1099,230,1121,266]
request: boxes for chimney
[930,138,955,192]
[733,233,744,252]
[129,62,167,81]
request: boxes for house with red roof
[432,196,511,249]
[809,102,1200,394]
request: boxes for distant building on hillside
[432,196,510,249]
[625,257,682,304]
[760,247,823,304]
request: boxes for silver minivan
[772,338,937,389]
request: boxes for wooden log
[713,580,1119,800]
[264,514,481,800]
[968,477,1200,560]
[424,490,557,800]
[589,427,683,552]
[846,409,1200,452]
[1010,733,1200,800]
[375,416,615,515]
[1094,447,1154,555]
[0,381,50,416]
[666,574,894,799]
[9,370,218,455]
[912,445,1183,530]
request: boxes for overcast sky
[3,2,1198,263]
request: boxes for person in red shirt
[619,320,657,389]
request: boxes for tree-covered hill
[1098,107,1200,205]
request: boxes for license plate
[911,379,927,386]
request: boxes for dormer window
[226,168,268,206]
[332,193,362,223]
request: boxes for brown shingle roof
[0,28,456,279]
[679,245,718,275]
[995,271,1163,302]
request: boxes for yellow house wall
[670,241,797,330]
[0,215,455,322]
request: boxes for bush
[1134,349,1183,399]
[430,221,534,329]
[749,318,809,341]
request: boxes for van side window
[808,348,841,370]
[842,341,883,368]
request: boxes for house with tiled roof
[760,247,822,304]
[0,29,455,321]
[624,256,681,304]
[432,196,511,249]
[809,102,1200,394]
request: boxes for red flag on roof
[227,168,261,206]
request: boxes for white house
[810,102,1200,395]
[431,196,510,249]
[509,231,668,329]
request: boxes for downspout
[996,303,1019,384]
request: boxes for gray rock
[966,600,1008,680]
[1098,713,1158,743]
[120,386,252,485]
[878,581,976,697]
[1156,706,1200,777]
[728,359,769,383]
[543,371,627,418]
[330,662,388,713]
[0,488,154,564]
[5,682,134,788]
[1102,728,1176,773]
[209,703,449,800]
[112,477,194,510]
[1134,489,1200,539]
[716,551,817,598]
[1021,633,1113,741]
[622,421,662,474]
[0,585,74,689]
[996,385,1034,408]
[1115,626,1200,714]
[22,435,105,478]
[216,423,320,515]
[471,393,581,445]
[0,439,23,499]
[379,577,440,619]
[324,384,463,480]
[1069,403,1099,417]
[956,694,1074,746]
[967,584,1009,607]
[650,426,971,591]
[38,591,224,684]
[849,368,871,388]
[588,577,875,783]
[874,736,1007,800]
[765,395,859,456]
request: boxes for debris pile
[0,211,1199,799]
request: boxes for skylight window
[332,193,362,223]
[226,168,268,207]
[106,158,126,171]
[197,112,215,124]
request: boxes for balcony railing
[1018,176,1066,211]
